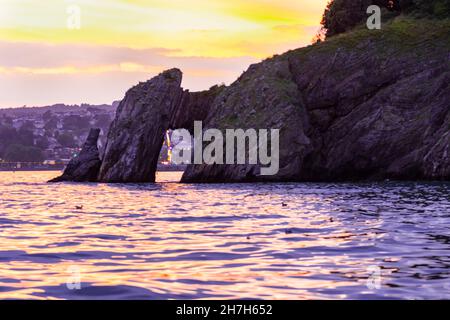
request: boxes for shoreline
[0,165,187,173]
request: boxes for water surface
[0,171,449,299]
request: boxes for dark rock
[49,128,102,182]
[182,18,450,182]
[181,58,311,182]
[50,70,224,184]
[51,18,450,184]
[170,85,225,133]
[97,69,184,183]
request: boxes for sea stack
[49,128,102,183]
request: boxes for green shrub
[320,0,449,39]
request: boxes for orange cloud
[0,0,329,106]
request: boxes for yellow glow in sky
[0,0,329,106]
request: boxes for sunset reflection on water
[0,171,449,299]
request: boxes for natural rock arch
[50,19,450,184]
[97,69,184,183]
[50,69,220,183]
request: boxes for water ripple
[0,171,449,299]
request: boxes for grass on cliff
[212,15,449,129]
[284,16,450,60]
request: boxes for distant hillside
[0,103,116,164]
[0,103,115,117]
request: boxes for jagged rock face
[170,86,224,133]
[98,69,184,183]
[49,128,102,183]
[51,18,449,184]
[285,20,450,182]
[182,18,450,182]
[182,59,311,182]
[423,131,450,179]
[48,69,223,184]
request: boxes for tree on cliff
[320,0,401,38]
[319,0,450,39]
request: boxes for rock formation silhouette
[49,128,102,182]
[50,18,450,183]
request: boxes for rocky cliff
[182,17,450,182]
[50,17,450,183]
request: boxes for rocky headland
[50,16,450,183]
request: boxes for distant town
[0,103,116,170]
[0,102,182,171]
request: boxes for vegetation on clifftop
[320,0,450,39]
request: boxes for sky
[0,0,328,107]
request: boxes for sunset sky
[0,0,328,107]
